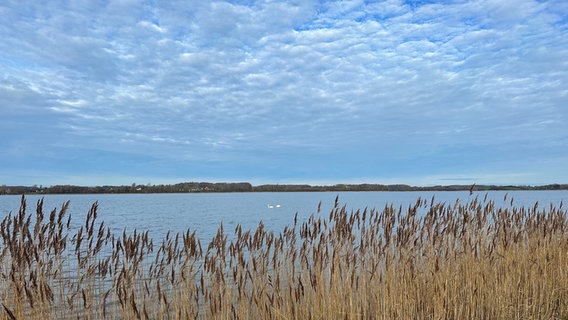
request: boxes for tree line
[1,182,567,195]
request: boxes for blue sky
[1,0,567,187]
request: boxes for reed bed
[1,194,567,319]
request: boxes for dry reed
[1,194,567,319]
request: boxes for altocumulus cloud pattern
[0,0,567,186]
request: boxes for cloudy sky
[1,0,567,187]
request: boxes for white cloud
[0,0,566,185]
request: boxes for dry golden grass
[1,194,567,319]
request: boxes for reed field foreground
[1,195,567,319]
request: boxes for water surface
[1,191,566,241]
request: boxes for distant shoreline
[1,182,567,195]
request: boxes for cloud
[0,0,566,185]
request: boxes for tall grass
[1,194,567,319]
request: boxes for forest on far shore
[1,182,567,195]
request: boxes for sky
[1,0,567,187]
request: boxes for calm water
[1,191,566,242]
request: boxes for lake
[1,191,566,242]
